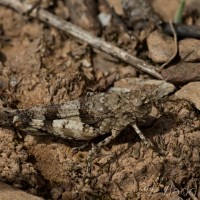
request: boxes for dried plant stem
[0,0,162,79]
[160,22,178,69]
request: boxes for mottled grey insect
[0,91,154,150]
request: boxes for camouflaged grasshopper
[0,90,154,150]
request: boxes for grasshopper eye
[133,99,143,107]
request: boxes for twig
[160,22,178,70]
[0,0,162,79]
[150,50,193,97]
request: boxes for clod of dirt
[147,30,174,63]
[179,38,200,62]
[23,135,79,184]
[175,82,200,110]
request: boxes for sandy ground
[0,0,199,199]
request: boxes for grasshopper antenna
[144,50,194,104]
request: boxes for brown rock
[147,30,174,63]
[0,182,43,200]
[112,77,175,99]
[161,62,200,84]
[175,82,200,110]
[179,38,200,62]
[151,0,180,22]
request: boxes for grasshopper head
[127,90,153,119]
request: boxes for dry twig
[0,0,162,79]
[160,22,178,69]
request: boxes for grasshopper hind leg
[131,123,155,149]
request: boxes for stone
[175,82,200,110]
[112,77,176,99]
[179,38,200,62]
[147,30,174,63]
[161,62,200,84]
[0,182,43,200]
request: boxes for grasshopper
[0,90,154,150]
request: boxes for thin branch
[0,0,163,79]
[160,22,178,69]
[150,50,193,98]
